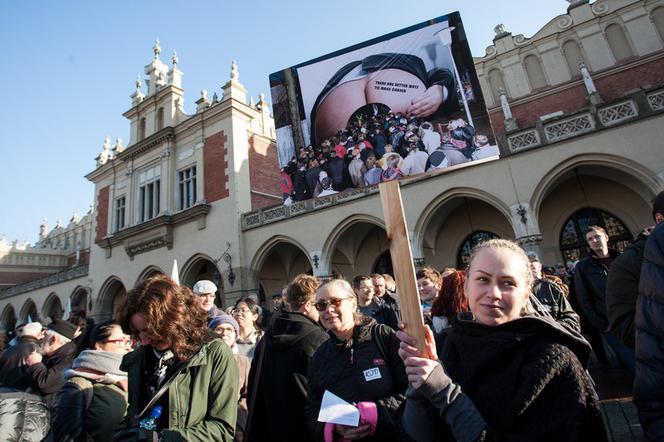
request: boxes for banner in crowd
[269,12,497,201]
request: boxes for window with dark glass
[137,166,161,223]
[457,231,500,268]
[559,207,632,263]
[178,166,197,210]
[114,196,126,232]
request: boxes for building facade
[1,0,663,331]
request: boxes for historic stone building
[1,0,663,331]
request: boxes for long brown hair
[118,275,208,360]
[431,270,468,319]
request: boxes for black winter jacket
[403,314,606,442]
[24,341,77,407]
[606,228,651,349]
[635,222,664,441]
[248,311,328,442]
[307,317,407,441]
[0,335,41,390]
[532,278,581,333]
[573,249,621,331]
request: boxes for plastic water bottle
[139,405,163,431]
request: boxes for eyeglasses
[105,337,131,347]
[314,297,350,311]
[197,293,216,298]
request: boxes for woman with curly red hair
[430,270,468,333]
[114,275,238,441]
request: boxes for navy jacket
[635,222,664,440]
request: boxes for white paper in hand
[317,390,360,427]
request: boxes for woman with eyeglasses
[306,279,407,441]
[397,239,606,441]
[53,320,131,442]
[232,298,263,362]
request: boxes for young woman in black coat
[398,239,607,441]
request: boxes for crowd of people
[1,193,664,441]
[279,109,499,204]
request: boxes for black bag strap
[137,353,192,419]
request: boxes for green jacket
[121,338,239,441]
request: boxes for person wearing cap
[193,279,223,320]
[527,251,581,334]
[210,315,249,442]
[0,321,43,390]
[24,318,79,406]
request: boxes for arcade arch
[97,277,127,320]
[322,215,389,279]
[70,286,89,317]
[535,161,654,264]
[251,237,312,302]
[1,304,16,333]
[180,254,224,306]
[135,265,165,286]
[19,299,38,323]
[42,293,63,322]
[415,191,514,270]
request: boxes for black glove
[113,426,158,441]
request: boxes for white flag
[171,259,180,285]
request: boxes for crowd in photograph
[279,109,500,204]
[2,193,664,441]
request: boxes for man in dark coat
[527,252,581,334]
[24,319,78,407]
[607,191,664,350]
[247,274,328,442]
[353,275,399,330]
[574,225,634,374]
[635,221,664,440]
[0,322,42,390]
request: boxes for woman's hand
[334,423,372,440]
[406,85,445,117]
[397,325,440,389]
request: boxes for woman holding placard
[397,239,607,441]
[307,279,407,441]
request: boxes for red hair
[430,270,468,320]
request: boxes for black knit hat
[653,191,664,220]
[48,319,78,340]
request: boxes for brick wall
[248,135,281,210]
[95,186,109,243]
[489,55,664,134]
[204,131,230,203]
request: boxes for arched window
[157,107,164,131]
[139,117,146,141]
[487,68,507,103]
[562,40,586,77]
[559,207,632,263]
[605,23,634,62]
[373,250,393,275]
[652,7,664,43]
[456,231,500,268]
[524,54,548,90]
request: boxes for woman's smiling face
[465,247,530,326]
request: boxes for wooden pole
[379,180,427,356]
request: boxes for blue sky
[0,0,566,243]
